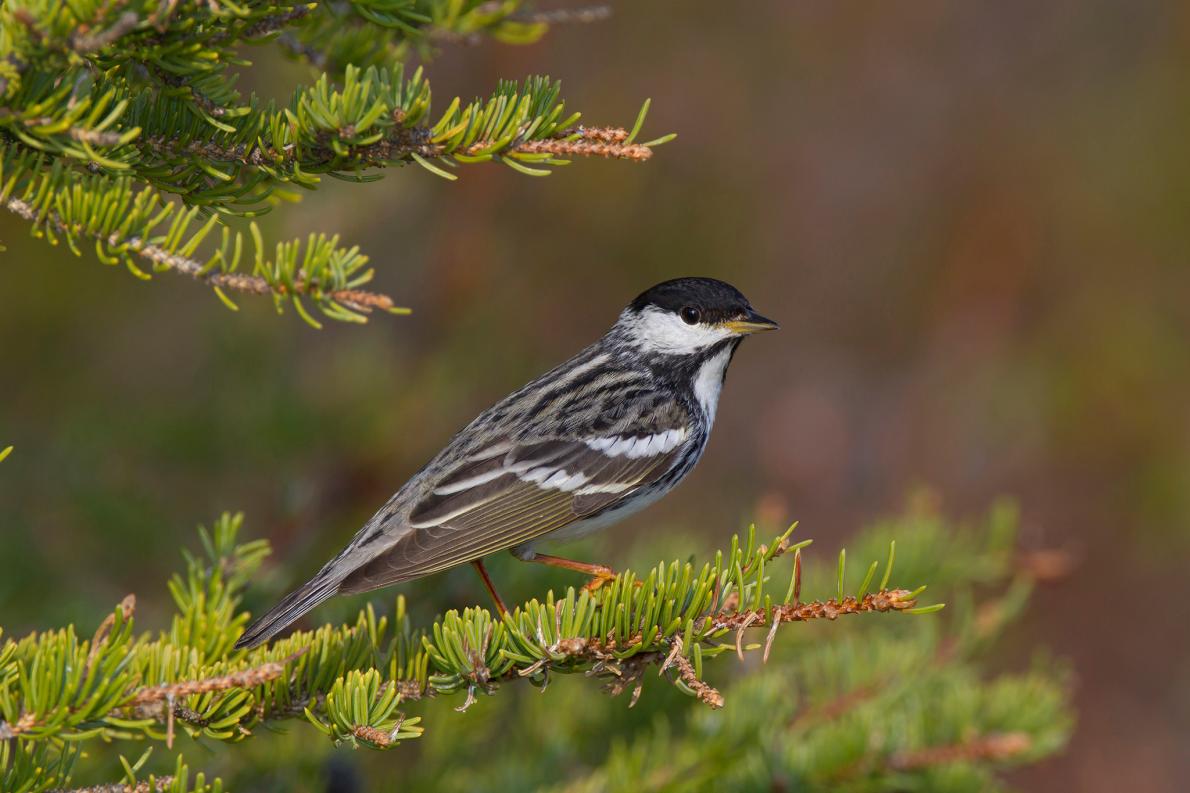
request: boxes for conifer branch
[127,651,307,709]
[0,2,670,324]
[1,191,400,320]
[0,513,938,790]
[136,122,655,173]
[547,504,1074,793]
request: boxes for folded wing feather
[337,430,687,594]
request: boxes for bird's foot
[580,568,617,592]
[581,569,646,593]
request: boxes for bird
[235,277,778,648]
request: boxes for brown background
[2,2,1188,789]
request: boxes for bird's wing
[337,424,691,593]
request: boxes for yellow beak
[722,310,779,335]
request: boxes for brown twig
[48,778,175,793]
[349,709,409,748]
[69,126,127,147]
[151,67,226,117]
[519,6,612,25]
[660,636,724,708]
[237,6,313,40]
[790,680,885,732]
[275,31,328,69]
[128,648,308,707]
[86,594,136,672]
[1,196,398,313]
[571,126,628,143]
[714,589,917,631]
[71,11,139,54]
[507,138,651,161]
[137,124,653,170]
[0,712,39,740]
[1016,547,1077,583]
[888,732,1032,770]
[351,724,396,746]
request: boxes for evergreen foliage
[0,494,1073,792]
[0,1,670,324]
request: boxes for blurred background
[2,1,1188,790]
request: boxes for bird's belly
[511,485,671,560]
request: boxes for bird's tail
[234,571,342,649]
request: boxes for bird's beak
[723,309,779,335]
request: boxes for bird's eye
[680,306,701,325]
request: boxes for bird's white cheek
[693,348,733,422]
[630,307,733,354]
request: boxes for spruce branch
[0,2,670,324]
[0,184,401,324]
[0,514,937,790]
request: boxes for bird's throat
[693,345,735,424]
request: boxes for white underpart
[693,347,733,425]
[620,306,735,354]
[585,427,687,458]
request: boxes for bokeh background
[2,2,1188,790]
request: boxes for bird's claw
[581,571,644,592]
[581,569,616,592]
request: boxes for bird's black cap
[629,277,777,330]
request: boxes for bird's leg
[525,554,618,592]
[471,559,509,616]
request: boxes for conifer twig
[887,732,1032,770]
[49,779,175,793]
[1,196,398,313]
[661,636,724,708]
[128,649,308,708]
[138,125,654,170]
[520,6,613,25]
[71,11,140,54]
[715,589,917,630]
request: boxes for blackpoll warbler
[236,277,777,648]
